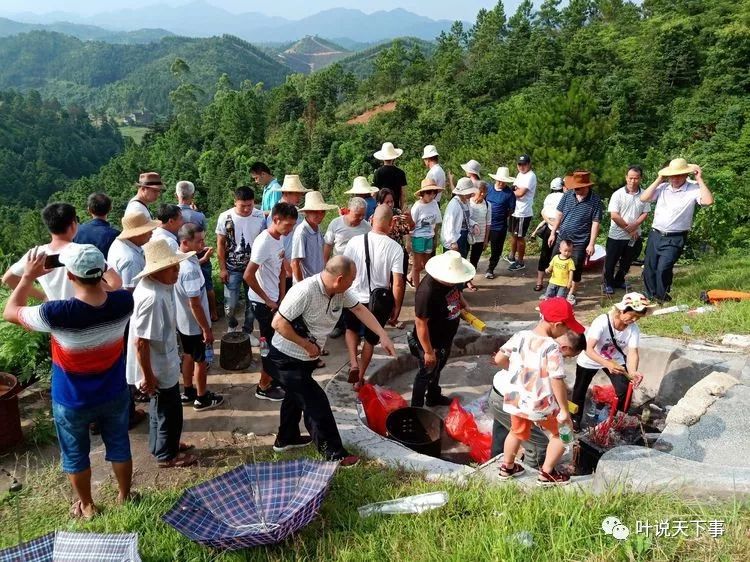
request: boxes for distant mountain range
[0,17,173,44]
[1,1,461,43]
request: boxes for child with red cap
[492,297,586,485]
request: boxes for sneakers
[485,271,495,279]
[273,435,313,452]
[566,293,577,305]
[425,394,453,407]
[181,386,197,405]
[499,462,525,480]
[508,261,526,271]
[328,451,360,467]
[255,384,285,402]
[537,468,570,486]
[503,254,516,264]
[193,391,224,412]
[603,285,615,296]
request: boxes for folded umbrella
[163,459,338,550]
[0,531,141,562]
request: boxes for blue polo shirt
[486,187,516,232]
[557,189,603,246]
[261,178,283,212]
[74,218,120,257]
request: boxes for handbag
[606,314,628,372]
[364,233,394,316]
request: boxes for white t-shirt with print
[410,199,441,238]
[175,256,210,336]
[215,208,266,271]
[323,216,371,256]
[10,242,83,301]
[607,187,651,240]
[343,232,404,303]
[577,313,640,369]
[247,230,285,304]
[512,170,538,218]
[126,277,180,389]
[107,239,144,290]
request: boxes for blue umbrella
[163,459,338,550]
[0,531,141,562]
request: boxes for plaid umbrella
[0,531,140,561]
[163,459,338,550]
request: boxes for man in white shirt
[109,214,159,290]
[245,202,299,402]
[4,203,121,301]
[343,206,405,387]
[639,158,714,303]
[422,145,446,249]
[323,197,371,259]
[216,186,267,339]
[603,166,651,294]
[291,191,338,283]
[508,154,538,271]
[152,204,183,251]
[126,172,165,219]
[176,223,222,412]
[266,175,308,292]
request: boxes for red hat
[539,297,585,334]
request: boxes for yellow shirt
[549,255,575,286]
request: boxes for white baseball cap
[59,244,106,279]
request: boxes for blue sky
[0,0,521,22]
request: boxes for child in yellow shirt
[544,240,576,299]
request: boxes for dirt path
[346,101,397,125]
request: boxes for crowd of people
[1,145,714,513]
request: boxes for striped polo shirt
[18,290,134,409]
[556,189,603,246]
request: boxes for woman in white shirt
[570,292,655,430]
[468,182,491,289]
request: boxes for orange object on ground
[701,290,750,304]
[510,414,560,440]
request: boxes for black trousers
[487,230,507,272]
[469,241,484,269]
[537,225,555,272]
[571,365,630,424]
[265,346,345,459]
[604,237,643,288]
[408,332,451,407]
[642,230,687,301]
[149,383,183,462]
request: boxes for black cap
[517,154,531,165]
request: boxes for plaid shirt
[272,274,359,360]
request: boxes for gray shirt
[175,256,210,336]
[291,219,325,281]
[324,216,371,256]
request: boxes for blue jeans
[224,269,254,332]
[52,389,131,473]
[545,283,568,298]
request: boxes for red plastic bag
[468,432,492,464]
[445,398,479,443]
[358,384,408,436]
[591,384,618,408]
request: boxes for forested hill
[0,31,293,115]
[0,17,174,44]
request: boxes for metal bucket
[386,407,443,458]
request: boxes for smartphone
[44,254,63,269]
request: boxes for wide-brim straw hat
[415,178,445,195]
[563,170,594,189]
[136,171,166,190]
[489,166,516,183]
[299,191,338,212]
[615,292,657,313]
[421,144,439,159]
[118,213,161,239]
[460,159,482,176]
[453,177,479,196]
[658,158,696,177]
[280,174,311,193]
[373,142,403,161]
[425,250,476,284]
[345,176,379,195]
[133,238,195,280]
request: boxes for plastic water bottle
[259,337,269,358]
[205,344,214,366]
[559,424,573,445]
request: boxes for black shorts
[178,332,206,363]
[343,293,393,346]
[250,301,275,342]
[509,216,532,237]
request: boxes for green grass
[1,455,749,561]
[119,126,149,144]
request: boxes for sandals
[465,283,478,292]
[537,468,571,486]
[533,284,544,292]
[347,367,360,384]
[498,462,525,480]
[158,452,198,469]
[69,500,98,520]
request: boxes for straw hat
[615,292,657,313]
[421,145,439,159]
[658,158,696,177]
[299,191,338,212]
[452,177,479,196]
[136,171,165,190]
[280,174,310,193]
[118,213,161,240]
[373,142,403,161]
[133,238,195,280]
[415,178,445,195]
[460,159,482,177]
[425,250,476,284]
[563,170,594,189]
[345,176,379,195]
[489,166,516,183]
